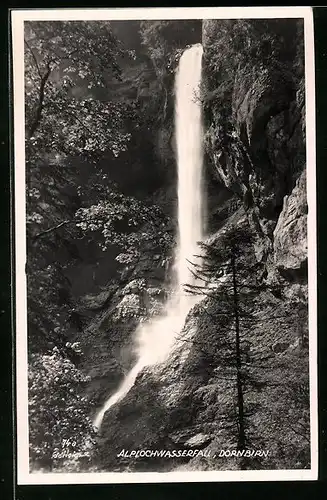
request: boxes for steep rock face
[273,170,307,281]
[202,19,306,270]
[97,309,212,472]
[96,213,309,472]
[78,260,170,407]
[113,20,202,211]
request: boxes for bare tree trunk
[28,64,51,140]
[231,251,246,450]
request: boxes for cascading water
[175,43,205,312]
[93,44,204,431]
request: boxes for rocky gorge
[26,18,310,473]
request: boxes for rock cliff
[202,19,306,274]
[77,19,309,472]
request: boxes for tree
[73,185,172,264]
[183,226,262,453]
[24,21,175,474]
[182,224,310,469]
[24,20,172,262]
[24,21,138,242]
[29,163,173,268]
[139,21,198,77]
[25,21,136,165]
[25,21,172,355]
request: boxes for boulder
[113,294,143,321]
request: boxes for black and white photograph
[12,7,317,483]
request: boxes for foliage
[204,19,302,83]
[75,187,172,263]
[139,20,201,81]
[28,346,96,471]
[184,224,310,468]
[26,154,83,354]
[27,259,72,353]
[25,20,172,355]
[202,19,304,133]
[140,21,185,77]
[25,21,135,163]
[24,21,174,470]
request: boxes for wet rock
[273,170,307,281]
[234,69,295,151]
[146,287,166,299]
[169,429,195,445]
[169,429,212,448]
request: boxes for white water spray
[93,44,204,431]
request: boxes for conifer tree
[184,225,273,457]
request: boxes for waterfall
[175,43,204,311]
[93,44,204,431]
